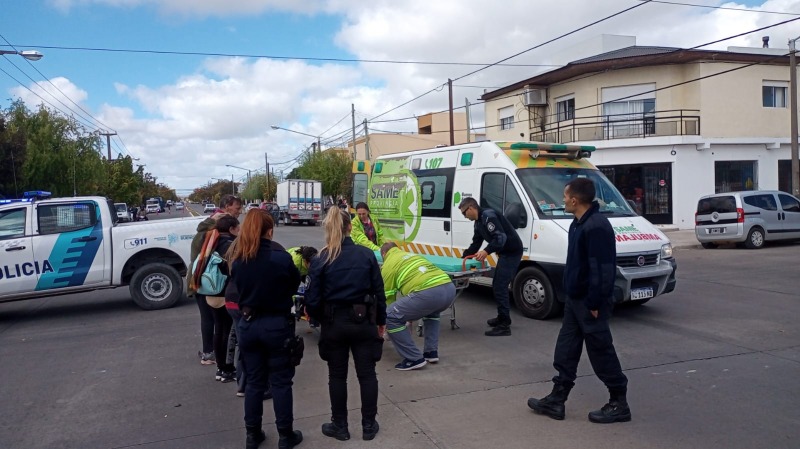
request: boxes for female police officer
[305,208,387,442]
[228,209,303,449]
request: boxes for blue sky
[1,0,798,192]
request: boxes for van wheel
[130,263,183,310]
[744,227,765,249]
[701,242,718,249]
[512,266,561,320]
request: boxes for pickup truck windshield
[516,167,635,218]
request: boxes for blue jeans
[493,253,522,323]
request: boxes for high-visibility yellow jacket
[286,247,310,276]
[351,214,385,251]
[381,247,451,304]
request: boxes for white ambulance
[355,141,677,320]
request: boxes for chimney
[762,36,769,48]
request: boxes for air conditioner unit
[523,88,547,106]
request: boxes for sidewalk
[657,226,699,250]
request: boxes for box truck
[276,179,323,225]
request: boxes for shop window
[715,161,757,193]
[778,160,792,193]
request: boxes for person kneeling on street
[380,242,456,371]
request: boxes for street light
[0,49,43,61]
[225,164,252,183]
[271,125,322,152]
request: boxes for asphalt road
[0,223,797,449]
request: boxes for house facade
[481,44,797,229]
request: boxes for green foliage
[294,151,353,199]
[240,173,278,202]
[0,101,175,203]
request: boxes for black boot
[487,315,511,327]
[362,418,380,441]
[321,420,350,441]
[484,324,511,336]
[527,384,571,420]
[245,425,266,449]
[588,395,631,424]
[277,429,303,449]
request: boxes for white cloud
[30,0,800,191]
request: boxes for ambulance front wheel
[512,266,561,320]
[130,263,183,310]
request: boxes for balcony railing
[529,109,700,144]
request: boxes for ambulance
[354,141,677,320]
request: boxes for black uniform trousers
[238,314,296,430]
[552,297,628,394]
[319,307,382,425]
[493,253,522,323]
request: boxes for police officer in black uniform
[459,197,523,336]
[305,209,387,442]
[229,209,303,449]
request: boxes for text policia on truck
[352,141,677,320]
[0,191,200,310]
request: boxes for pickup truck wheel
[512,266,561,320]
[130,263,183,310]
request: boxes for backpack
[192,251,227,296]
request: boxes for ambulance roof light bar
[509,142,595,160]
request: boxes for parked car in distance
[695,190,800,249]
[203,203,217,214]
[145,203,160,214]
[114,202,132,222]
[245,203,260,212]
[174,202,185,211]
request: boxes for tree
[294,151,353,200]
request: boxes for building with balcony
[481,37,797,229]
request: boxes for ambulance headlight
[661,243,673,259]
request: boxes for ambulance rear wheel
[130,263,183,310]
[512,266,561,320]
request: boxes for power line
[637,0,800,16]
[0,44,563,68]
[367,1,654,122]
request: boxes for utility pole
[448,78,454,146]
[98,131,117,161]
[265,152,270,201]
[363,119,371,160]
[465,97,471,143]
[790,37,799,197]
[231,174,235,195]
[351,103,357,159]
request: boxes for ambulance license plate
[631,287,654,300]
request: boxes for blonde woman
[305,209,386,442]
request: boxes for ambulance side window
[37,202,97,235]
[0,208,27,240]
[413,167,454,218]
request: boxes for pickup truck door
[31,200,108,291]
[0,207,38,296]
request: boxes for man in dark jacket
[528,178,630,424]
[459,197,523,336]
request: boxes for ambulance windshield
[516,167,635,218]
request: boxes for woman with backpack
[208,215,239,383]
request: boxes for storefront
[599,163,673,224]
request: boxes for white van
[356,141,677,319]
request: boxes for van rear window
[697,196,736,214]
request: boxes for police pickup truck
[0,192,203,310]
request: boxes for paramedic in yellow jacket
[351,202,385,251]
[380,242,457,371]
[286,246,318,278]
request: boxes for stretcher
[373,251,491,334]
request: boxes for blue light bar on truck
[23,191,52,199]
